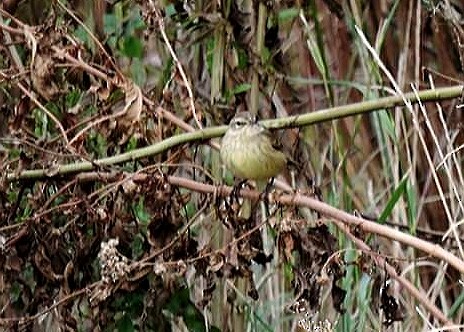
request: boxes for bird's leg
[230,179,248,205]
[220,179,249,228]
[224,179,249,215]
[256,178,275,217]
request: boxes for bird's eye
[231,119,246,128]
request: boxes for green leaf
[10,282,22,303]
[115,313,135,332]
[87,132,108,158]
[164,4,177,18]
[112,292,144,315]
[32,107,48,138]
[104,13,121,37]
[378,176,408,224]
[125,11,145,31]
[130,58,147,86]
[181,201,196,219]
[126,135,139,151]
[231,83,252,95]
[377,110,397,143]
[206,37,214,74]
[449,290,464,318]
[66,89,83,108]
[224,83,252,101]
[236,46,249,69]
[73,26,92,48]
[131,234,145,259]
[405,180,417,234]
[165,287,221,332]
[22,263,36,293]
[133,197,150,225]
[278,7,299,23]
[122,36,143,58]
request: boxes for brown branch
[331,219,453,326]
[167,175,464,274]
[166,175,461,327]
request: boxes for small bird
[220,112,287,182]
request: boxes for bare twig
[150,1,201,129]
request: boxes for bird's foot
[230,179,248,205]
[257,177,276,216]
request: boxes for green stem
[6,85,463,181]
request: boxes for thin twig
[151,2,201,129]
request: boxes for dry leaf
[31,53,60,101]
[119,79,143,127]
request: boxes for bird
[220,112,287,183]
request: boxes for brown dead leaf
[119,79,143,127]
[380,280,404,326]
[280,231,294,262]
[34,245,63,282]
[286,222,345,314]
[208,253,224,273]
[6,254,23,273]
[31,53,60,101]
[10,96,30,132]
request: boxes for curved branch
[168,175,461,326]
